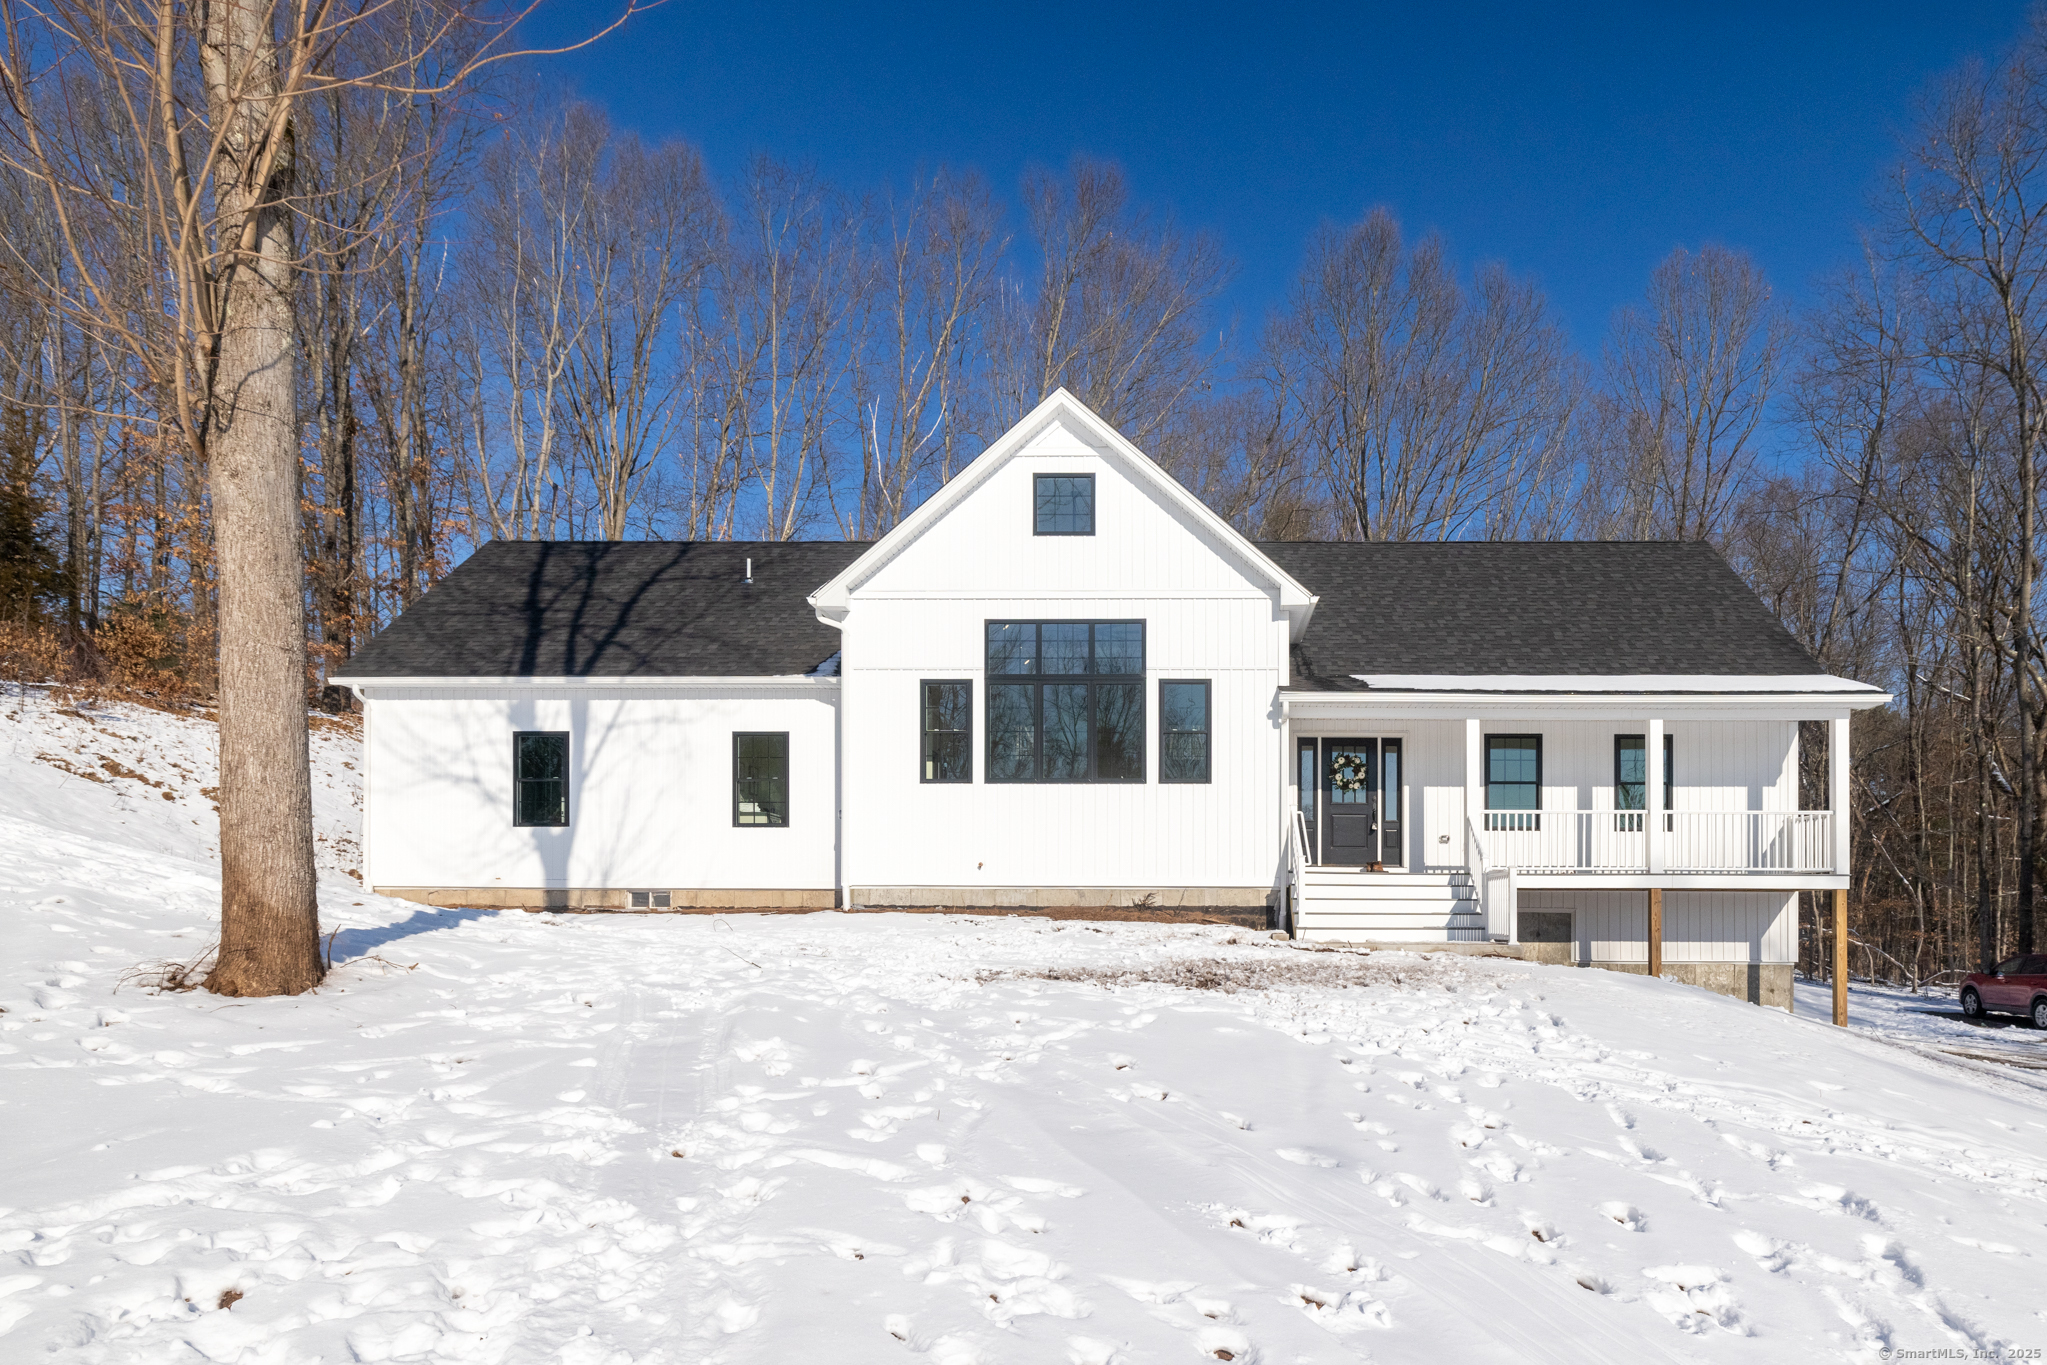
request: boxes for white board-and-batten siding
[837,419,1290,898]
[1519,889,1798,966]
[362,686,838,893]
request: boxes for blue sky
[524,1,2026,351]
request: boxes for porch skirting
[375,886,838,910]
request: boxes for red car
[1960,956,2047,1028]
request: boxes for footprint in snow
[1274,1148,1338,1168]
[1598,1201,1645,1231]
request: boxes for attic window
[1034,474,1095,535]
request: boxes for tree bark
[199,0,321,996]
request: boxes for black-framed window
[922,680,972,782]
[1614,733,1674,811]
[1486,735,1541,810]
[734,732,789,827]
[1034,473,1095,535]
[514,732,569,826]
[986,620,1143,782]
[1160,680,1210,783]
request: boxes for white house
[333,391,1890,1007]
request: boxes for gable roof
[807,389,1320,638]
[1261,540,1824,690]
[332,540,866,681]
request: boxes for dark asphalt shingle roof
[338,538,1820,684]
[336,541,867,679]
[1259,540,1821,690]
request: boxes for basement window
[629,891,672,909]
[513,732,568,827]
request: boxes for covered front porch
[1277,680,1878,968]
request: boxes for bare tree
[1893,22,2047,956]
[1583,244,1787,543]
[0,0,649,996]
[843,169,1001,536]
[989,160,1230,454]
[1267,208,1579,542]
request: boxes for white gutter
[1346,673,1887,695]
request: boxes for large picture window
[1159,680,1210,783]
[1034,474,1095,535]
[513,732,569,827]
[922,681,972,782]
[986,620,1144,783]
[733,732,789,826]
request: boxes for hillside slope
[2,687,2044,1364]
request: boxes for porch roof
[1261,541,1833,691]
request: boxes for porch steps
[1295,870,1489,943]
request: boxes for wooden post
[1647,888,1662,978]
[1832,887,1848,1027]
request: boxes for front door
[1324,738,1379,865]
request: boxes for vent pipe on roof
[744,556,753,585]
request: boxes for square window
[734,732,789,827]
[513,732,569,827]
[1034,474,1095,535]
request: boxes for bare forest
[2,5,2045,987]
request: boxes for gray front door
[1324,738,1379,864]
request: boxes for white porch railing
[1477,810,1834,874]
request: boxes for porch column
[1646,716,1666,874]
[1830,715,1851,1028]
[1464,717,1483,861]
[1828,716,1850,876]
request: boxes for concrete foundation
[849,886,1276,922]
[377,887,838,911]
[1591,960,1794,1010]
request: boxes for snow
[4,687,2047,1363]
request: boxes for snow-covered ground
[4,689,2047,1364]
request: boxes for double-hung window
[1485,734,1541,830]
[986,621,1144,782]
[1159,680,1210,783]
[733,732,789,826]
[513,732,569,827]
[1614,733,1674,830]
[921,681,972,782]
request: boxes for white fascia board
[1514,873,1848,891]
[805,388,1320,638]
[1283,692,1882,723]
[1349,673,1887,695]
[331,675,841,691]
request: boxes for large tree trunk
[201,0,322,996]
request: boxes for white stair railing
[1467,815,1516,943]
[1287,809,1311,935]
